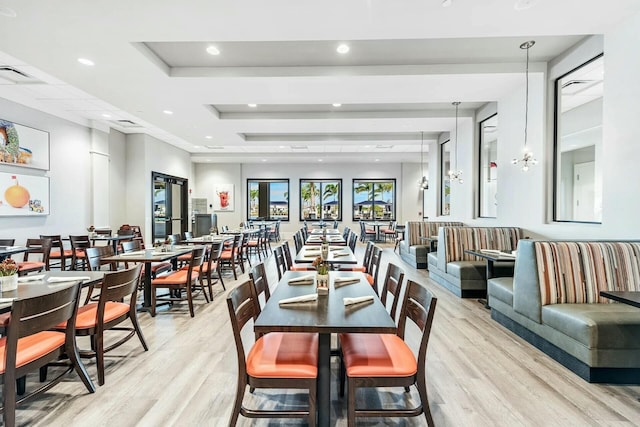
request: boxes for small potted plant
[86,225,95,238]
[0,258,19,292]
[312,256,330,295]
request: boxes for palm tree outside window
[352,179,396,221]
[300,179,342,221]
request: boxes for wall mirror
[554,55,603,223]
[300,179,342,221]
[440,140,451,216]
[247,179,289,221]
[479,114,498,218]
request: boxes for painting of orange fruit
[0,172,48,216]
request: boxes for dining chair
[342,226,351,241]
[0,239,44,276]
[1,281,95,426]
[348,232,358,252]
[379,263,405,323]
[339,280,438,427]
[183,241,225,300]
[282,241,312,271]
[40,234,71,270]
[340,241,373,273]
[273,246,287,280]
[69,234,92,270]
[184,231,193,240]
[293,231,303,253]
[220,234,242,280]
[151,246,206,317]
[248,262,271,306]
[53,265,147,386]
[83,245,118,304]
[226,280,317,426]
[365,245,382,294]
[245,228,264,261]
[382,221,397,242]
[121,240,171,281]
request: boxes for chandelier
[418,131,429,190]
[512,40,538,172]
[448,101,463,183]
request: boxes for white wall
[108,129,127,229]
[193,162,243,229]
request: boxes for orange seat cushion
[181,263,216,273]
[177,254,192,261]
[151,262,172,274]
[365,274,374,285]
[220,251,234,260]
[50,250,74,258]
[247,332,318,379]
[340,266,366,272]
[152,270,198,286]
[74,249,86,257]
[0,331,66,373]
[0,312,10,327]
[340,333,417,378]
[290,265,312,271]
[56,302,129,330]
[18,261,45,271]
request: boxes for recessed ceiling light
[77,58,95,66]
[101,113,111,118]
[375,159,380,162]
[318,159,323,162]
[279,145,286,149]
[364,145,372,148]
[442,0,452,7]
[193,145,201,148]
[206,159,212,162]
[332,103,342,107]
[261,159,267,162]
[205,135,213,139]
[514,0,537,10]
[248,104,257,108]
[163,110,173,115]
[206,45,220,55]
[336,44,350,54]
[0,6,17,17]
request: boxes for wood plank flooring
[9,240,640,426]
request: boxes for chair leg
[229,376,247,427]
[39,366,48,382]
[308,379,317,427]
[151,286,157,317]
[417,375,435,427]
[130,312,149,351]
[187,284,195,317]
[16,376,26,395]
[66,338,96,393]
[347,377,357,427]
[4,373,17,427]
[339,355,346,397]
[95,332,106,386]
[217,265,226,291]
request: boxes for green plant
[0,259,18,276]
[312,256,329,275]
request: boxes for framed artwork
[0,119,50,171]
[213,183,234,211]
[0,172,49,216]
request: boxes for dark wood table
[365,221,388,242]
[182,236,231,245]
[464,249,517,308]
[309,228,341,235]
[0,245,29,261]
[0,271,105,313]
[600,291,640,309]
[305,235,346,245]
[101,246,196,311]
[419,235,439,251]
[254,271,396,427]
[88,235,134,253]
[295,245,358,265]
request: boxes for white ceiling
[0,0,638,163]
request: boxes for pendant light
[418,131,429,190]
[448,101,463,184]
[512,40,538,171]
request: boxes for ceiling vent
[375,144,394,149]
[0,66,40,83]
[205,145,224,149]
[110,119,142,128]
[291,145,308,150]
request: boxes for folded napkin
[18,274,45,283]
[333,252,350,257]
[305,248,320,252]
[47,276,91,283]
[152,251,175,256]
[480,249,502,255]
[288,275,314,285]
[120,251,145,256]
[334,277,359,284]
[344,296,374,306]
[279,293,318,305]
[498,253,516,259]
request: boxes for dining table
[254,270,396,427]
[101,246,197,312]
[305,234,346,246]
[0,245,29,261]
[0,271,105,314]
[89,234,136,253]
[309,228,341,236]
[295,245,358,265]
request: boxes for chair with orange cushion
[69,235,91,271]
[121,240,171,280]
[245,228,264,261]
[40,234,72,270]
[151,246,205,317]
[340,241,373,273]
[365,245,382,294]
[282,241,313,272]
[219,233,242,280]
[379,263,405,323]
[1,281,95,426]
[227,280,318,426]
[339,280,437,427]
[248,262,271,306]
[382,221,397,242]
[182,241,225,301]
[53,265,147,386]
[0,239,44,277]
[17,238,47,276]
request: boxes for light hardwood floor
[9,240,640,426]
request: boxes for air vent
[0,66,39,83]
[291,145,308,150]
[375,144,394,149]
[205,145,224,149]
[110,119,142,128]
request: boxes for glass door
[153,177,168,241]
[152,172,188,242]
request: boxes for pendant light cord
[420,131,424,176]
[454,102,459,169]
[524,44,529,149]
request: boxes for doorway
[152,172,188,242]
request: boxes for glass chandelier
[512,40,538,172]
[448,101,463,183]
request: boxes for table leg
[141,262,153,311]
[479,260,494,309]
[317,333,331,427]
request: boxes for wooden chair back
[121,240,142,252]
[0,238,15,246]
[368,245,382,293]
[380,263,405,323]
[273,246,287,280]
[249,262,270,308]
[85,246,116,271]
[348,232,357,252]
[397,280,438,368]
[282,241,294,270]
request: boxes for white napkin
[333,252,350,257]
[480,249,501,255]
[305,248,320,253]
[334,277,359,285]
[279,293,318,305]
[120,251,145,256]
[498,253,516,259]
[288,275,314,284]
[18,274,45,283]
[152,251,175,256]
[47,276,91,283]
[344,296,374,306]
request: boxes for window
[247,179,289,221]
[553,55,603,223]
[440,140,451,216]
[300,179,342,221]
[479,114,498,218]
[352,179,396,221]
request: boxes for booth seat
[427,226,522,297]
[398,221,463,269]
[488,240,640,383]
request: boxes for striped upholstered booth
[427,226,523,297]
[399,221,463,269]
[488,240,640,383]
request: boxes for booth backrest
[404,221,464,246]
[439,226,523,265]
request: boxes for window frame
[299,179,342,221]
[246,178,290,221]
[351,179,396,222]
